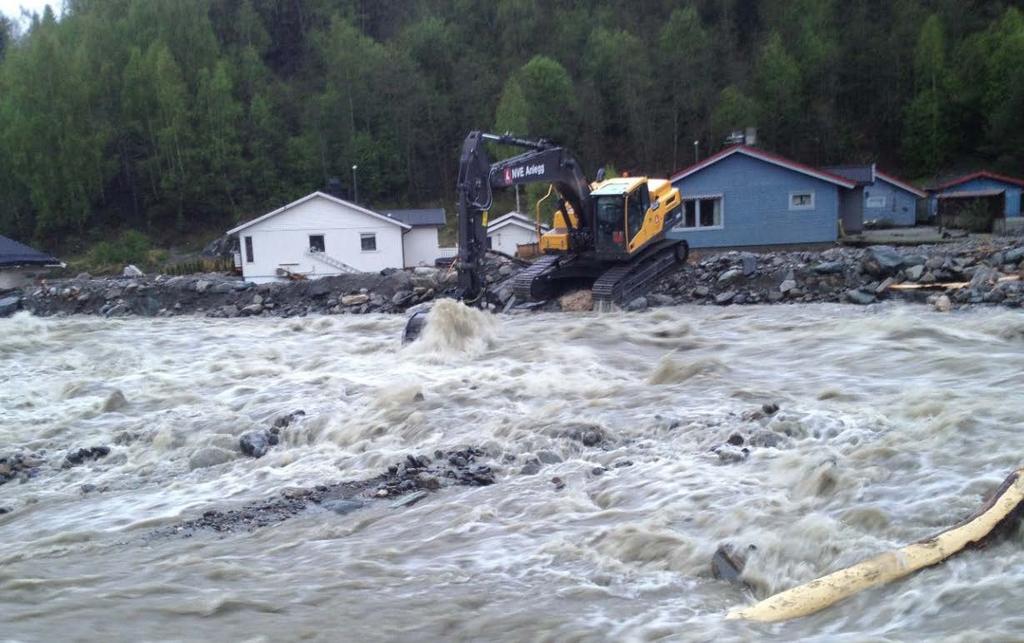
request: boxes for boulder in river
[239,430,272,458]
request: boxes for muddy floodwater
[1,303,1023,641]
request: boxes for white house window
[309,234,325,252]
[244,236,254,263]
[866,195,886,209]
[360,233,377,252]
[789,191,815,210]
[679,195,723,229]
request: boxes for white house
[227,192,448,283]
[486,212,550,256]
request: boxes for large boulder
[862,246,905,277]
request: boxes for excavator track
[512,254,562,302]
[592,240,687,309]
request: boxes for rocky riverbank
[2,239,1022,318]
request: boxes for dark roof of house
[936,189,1006,199]
[929,170,1024,192]
[382,208,446,227]
[0,234,60,267]
[824,164,875,186]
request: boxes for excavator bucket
[402,309,430,344]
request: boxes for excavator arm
[455,131,593,303]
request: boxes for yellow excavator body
[537,176,682,258]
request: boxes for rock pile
[2,240,1021,318]
[648,238,1024,311]
[159,447,495,535]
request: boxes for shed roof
[487,211,551,233]
[671,145,856,189]
[382,208,446,227]
[227,192,410,235]
[874,171,928,198]
[936,189,1006,199]
[0,234,61,267]
[930,171,1024,192]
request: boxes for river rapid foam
[1,303,1022,641]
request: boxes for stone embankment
[1,239,1021,318]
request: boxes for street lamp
[351,164,359,204]
[693,140,699,163]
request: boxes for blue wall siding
[667,153,840,248]
[929,178,1022,218]
[864,179,918,226]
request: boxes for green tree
[659,7,713,169]
[902,14,951,174]
[711,85,760,147]
[753,32,802,153]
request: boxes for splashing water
[1,304,1022,641]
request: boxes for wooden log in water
[727,467,1024,623]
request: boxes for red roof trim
[669,145,857,189]
[930,170,1024,192]
[874,170,927,198]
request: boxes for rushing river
[1,303,1023,642]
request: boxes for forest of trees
[1,0,1023,248]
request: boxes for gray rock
[0,295,20,317]
[536,451,563,464]
[520,460,542,475]
[1004,246,1024,264]
[875,277,895,294]
[239,303,263,316]
[219,304,239,317]
[693,286,710,298]
[711,543,753,586]
[123,264,144,278]
[779,279,797,293]
[905,264,925,281]
[212,282,235,294]
[239,430,271,458]
[625,296,648,311]
[714,290,736,305]
[189,447,235,470]
[717,268,742,284]
[846,289,876,305]
[863,246,904,277]
[321,499,365,515]
[934,294,952,312]
[195,280,212,293]
[813,261,845,274]
[741,254,757,276]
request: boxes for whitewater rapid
[1,303,1022,641]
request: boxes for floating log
[888,275,1019,291]
[727,467,1024,623]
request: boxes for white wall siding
[403,226,441,267]
[488,224,539,255]
[239,196,405,282]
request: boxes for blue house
[666,145,856,249]
[827,165,925,229]
[927,171,1024,225]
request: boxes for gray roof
[825,165,875,186]
[0,234,60,267]
[382,208,446,227]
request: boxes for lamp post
[351,165,359,204]
[693,140,699,163]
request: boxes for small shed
[486,212,551,256]
[666,145,856,249]
[927,171,1024,232]
[381,208,448,267]
[0,234,63,290]
[228,191,412,283]
[826,165,925,229]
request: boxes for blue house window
[679,195,723,230]
[866,195,886,208]
[789,191,815,210]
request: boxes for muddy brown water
[1,302,1023,641]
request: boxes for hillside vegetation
[1,0,1022,250]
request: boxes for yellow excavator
[404,131,688,341]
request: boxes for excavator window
[596,196,625,246]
